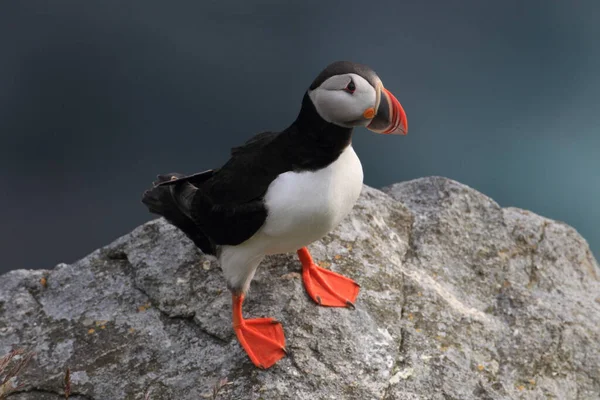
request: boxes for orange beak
[367,87,408,135]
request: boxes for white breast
[259,145,363,254]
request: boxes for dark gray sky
[1,1,599,272]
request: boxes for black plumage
[309,61,380,90]
[142,92,352,255]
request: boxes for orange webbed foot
[297,247,360,308]
[232,296,286,369]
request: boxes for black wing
[230,131,274,156]
[189,130,294,246]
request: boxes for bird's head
[307,61,408,135]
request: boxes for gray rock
[1,177,599,400]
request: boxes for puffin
[141,61,408,369]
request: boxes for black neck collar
[292,92,353,144]
[283,92,354,171]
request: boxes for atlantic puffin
[142,61,408,369]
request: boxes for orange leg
[297,247,360,308]
[232,294,287,369]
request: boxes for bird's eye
[345,80,356,93]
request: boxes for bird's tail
[141,173,216,255]
[142,173,187,215]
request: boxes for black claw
[258,364,265,369]
[346,300,356,310]
[271,320,281,325]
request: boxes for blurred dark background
[1,1,598,272]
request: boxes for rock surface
[1,177,599,400]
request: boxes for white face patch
[308,73,377,128]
